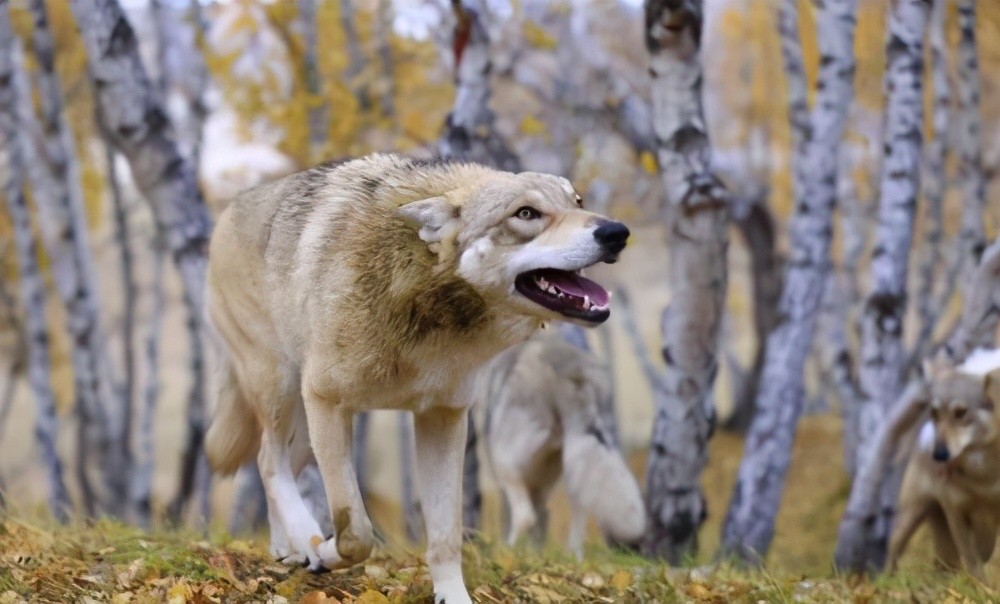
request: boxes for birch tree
[954,0,985,286]
[440,0,519,173]
[70,0,215,522]
[299,0,327,160]
[374,0,396,118]
[852,0,932,570]
[0,2,71,520]
[719,0,858,563]
[21,0,128,516]
[911,0,950,363]
[642,0,730,562]
[340,0,371,111]
[69,0,213,327]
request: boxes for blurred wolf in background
[888,348,1000,578]
[202,153,629,604]
[481,332,646,558]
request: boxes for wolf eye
[515,206,541,220]
[930,408,940,421]
[575,194,583,207]
[954,407,967,420]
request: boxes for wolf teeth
[583,295,591,310]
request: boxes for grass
[0,515,997,603]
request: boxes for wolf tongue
[536,269,610,306]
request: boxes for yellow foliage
[639,151,658,175]
[519,114,548,137]
[522,21,557,50]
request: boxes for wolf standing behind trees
[203,153,629,604]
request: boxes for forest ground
[2,417,998,603]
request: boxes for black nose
[932,443,950,462]
[594,221,630,255]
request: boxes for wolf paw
[433,578,472,604]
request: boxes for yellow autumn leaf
[639,151,659,174]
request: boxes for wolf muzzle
[594,221,630,263]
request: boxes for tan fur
[480,332,646,558]
[204,153,626,604]
[887,359,1000,579]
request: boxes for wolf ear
[984,370,1000,411]
[397,196,459,252]
[922,349,954,381]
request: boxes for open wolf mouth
[514,268,611,324]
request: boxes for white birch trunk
[642,0,729,563]
[725,194,782,432]
[374,0,396,118]
[398,412,424,543]
[719,0,857,563]
[0,5,71,520]
[299,0,328,160]
[439,0,519,173]
[954,0,985,286]
[23,0,127,516]
[339,0,371,111]
[911,0,950,363]
[69,0,213,322]
[852,0,932,571]
[131,233,166,528]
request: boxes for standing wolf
[887,348,1000,578]
[481,333,646,558]
[203,153,628,603]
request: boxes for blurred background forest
[1,0,999,581]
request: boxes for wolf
[480,332,646,558]
[887,348,1000,578]
[203,153,629,603]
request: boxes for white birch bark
[954,0,985,286]
[398,412,424,543]
[374,0,396,118]
[339,0,371,111]
[0,5,71,520]
[23,0,128,516]
[439,0,519,173]
[725,194,782,432]
[911,0,950,363]
[642,0,729,563]
[852,0,932,571]
[70,0,214,522]
[719,0,858,563]
[69,0,213,321]
[131,232,166,528]
[299,0,327,159]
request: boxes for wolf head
[398,171,629,326]
[922,349,1000,463]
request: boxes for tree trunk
[373,0,396,118]
[439,0,519,173]
[852,0,931,572]
[398,412,424,543]
[724,194,782,432]
[719,0,857,564]
[642,0,729,563]
[69,0,214,523]
[339,0,371,112]
[299,0,328,160]
[23,0,126,517]
[910,0,951,364]
[0,4,71,520]
[131,234,166,528]
[69,0,213,324]
[836,236,999,572]
[954,0,985,286]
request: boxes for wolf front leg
[414,406,473,604]
[303,395,375,570]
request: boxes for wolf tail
[205,358,260,476]
[561,434,646,545]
